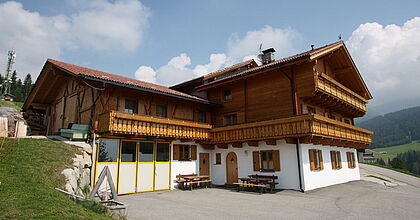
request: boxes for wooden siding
[98,110,212,140]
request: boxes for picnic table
[176,174,212,190]
[234,174,279,193]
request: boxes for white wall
[210,140,301,190]
[170,140,207,189]
[300,144,360,191]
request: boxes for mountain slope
[358,106,420,148]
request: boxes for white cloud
[227,25,299,64]
[134,66,156,83]
[134,26,298,86]
[347,17,420,109]
[0,0,150,78]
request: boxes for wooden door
[226,152,238,184]
[199,153,210,175]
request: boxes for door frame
[226,152,238,184]
[199,153,210,175]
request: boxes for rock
[72,154,84,168]
[82,147,93,154]
[64,183,74,194]
[62,168,77,193]
[83,151,92,168]
[0,107,28,137]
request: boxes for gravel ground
[119,165,420,220]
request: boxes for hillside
[0,138,111,219]
[0,99,23,110]
[358,106,420,149]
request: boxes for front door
[199,153,210,175]
[226,152,238,184]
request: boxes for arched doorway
[226,152,238,184]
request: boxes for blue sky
[0,0,419,114]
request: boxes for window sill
[260,170,276,173]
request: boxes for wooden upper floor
[23,41,373,149]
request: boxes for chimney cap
[262,48,276,53]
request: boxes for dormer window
[223,90,232,101]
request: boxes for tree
[23,74,33,98]
[377,158,386,166]
[390,157,405,170]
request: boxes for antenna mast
[2,50,16,95]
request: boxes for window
[343,118,352,125]
[139,142,153,162]
[223,114,237,126]
[121,141,136,162]
[330,150,342,170]
[215,153,221,165]
[309,149,324,171]
[223,90,232,101]
[124,99,137,113]
[156,105,167,117]
[347,152,357,168]
[156,143,170,162]
[307,106,316,114]
[98,139,119,162]
[173,144,197,161]
[198,111,207,123]
[252,150,280,172]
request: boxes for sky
[0,0,419,116]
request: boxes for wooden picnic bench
[233,182,269,194]
[176,174,213,190]
[248,174,278,191]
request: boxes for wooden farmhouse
[23,41,373,193]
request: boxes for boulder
[82,151,92,168]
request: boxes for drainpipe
[280,66,304,192]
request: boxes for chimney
[258,48,276,65]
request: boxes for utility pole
[2,50,16,95]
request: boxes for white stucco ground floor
[92,135,360,194]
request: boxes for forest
[0,70,33,102]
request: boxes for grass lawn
[0,138,112,219]
[0,99,24,110]
[368,140,420,162]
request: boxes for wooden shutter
[253,151,260,171]
[346,152,351,168]
[330,151,335,169]
[309,149,315,171]
[173,144,180,160]
[318,150,324,170]
[191,145,197,160]
[337,152,342,169]
[273,150,280,171]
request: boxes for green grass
[0,138,112,219]
[0,99,24,110]
[368,140,420,162]
[367,175,391,182]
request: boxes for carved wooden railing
[316,73,367,112]
[210,114,372,144]
[98,111,212,140]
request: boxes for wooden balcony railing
[316,73,367,112]
[210,114,373,145]
[98,111,212,140]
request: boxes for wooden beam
[265,140,277,146]
[231,142,243,148]
[246,141,259,147]
[202,144,215,150]
[284,138,297,144]
[216,144,228,149]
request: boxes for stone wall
[61,147,93,196]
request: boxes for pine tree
[23,74,33,99]
[377,158,386,166]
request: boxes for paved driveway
[120,168,420,219]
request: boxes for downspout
[280,66,304,192]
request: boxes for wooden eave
[309,43,372,100]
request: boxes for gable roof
[194,41,372,99]
[24,59,212,110]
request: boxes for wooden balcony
[309,73,368,117]
[209,114,373,149]
[98,111,212,140]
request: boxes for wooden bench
[176,174,197,190]
[248,174,278,191]
[60,124,89,140]
[233,182,269,194]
